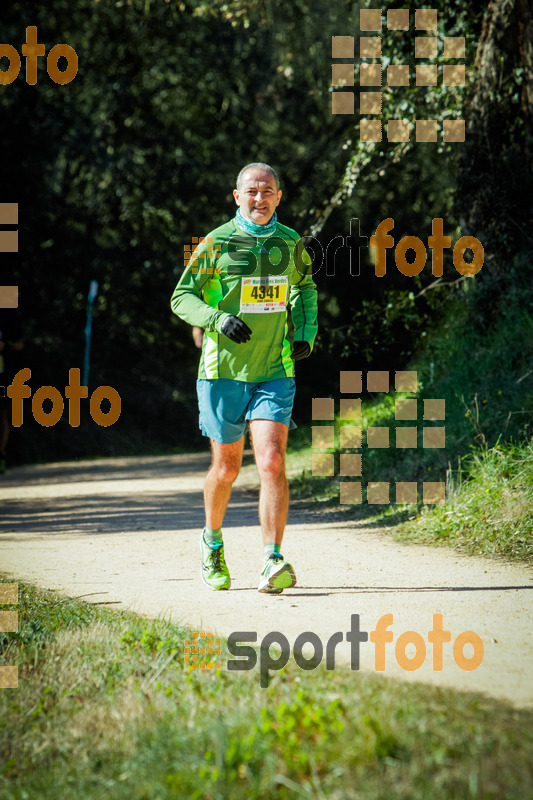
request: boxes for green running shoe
[200,531,231,590]
[258,554,296,594]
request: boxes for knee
[257,448,285,481]
[213,460,240,485]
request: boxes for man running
[170,162,318,593]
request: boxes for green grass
[1,580,533,799]
[394,439,533,561]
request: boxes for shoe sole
[200,537,231,591]
[258,562,297,593]
[259,585,283,595]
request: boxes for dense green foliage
[1,0,530,466]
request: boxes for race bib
[240,276,288,313]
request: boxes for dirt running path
[1,453,531,706]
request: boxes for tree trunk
[458,0,533,265]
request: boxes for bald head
[236,162,280,191]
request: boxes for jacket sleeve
[289,237,318,350]
[170,241,230,334]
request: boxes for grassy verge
[393,440,533,561]
[1,580,533,799]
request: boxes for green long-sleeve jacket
[170,218,318,382]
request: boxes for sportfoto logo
[187,615,484,688]
[184,218,483,279]
[6,368,121,427]
[0,27,78,85]
[332,8,466,143]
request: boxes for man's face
[233,168,282,225]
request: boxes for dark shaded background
[1,0,531,465]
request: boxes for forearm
[170,286,229,333]
[290,287,318,349]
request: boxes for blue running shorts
[197,377,296,443]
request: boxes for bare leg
[249,419,289,546]
[204,437,244,530]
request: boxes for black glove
[291,341,311,360]
[221,315,252,343]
